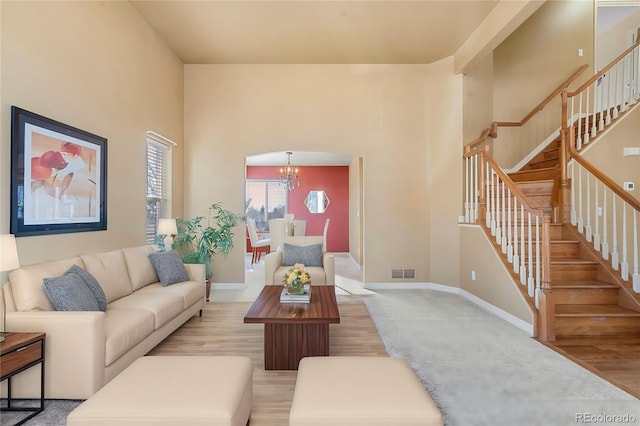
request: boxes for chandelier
[279,151,300,191]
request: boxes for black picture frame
[10,106,107,236]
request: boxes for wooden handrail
[483,146,545,217]
[498,64,588,127]
[568,29,640,97]
[567,126,640,212]
[464,64,588,154]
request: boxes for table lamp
[157,218,178,251]
[0,234,20,343]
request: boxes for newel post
[537,214,555,341]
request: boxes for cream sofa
[264,236,335,285]
[1,245,205,400]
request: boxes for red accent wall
[246,166,349,252]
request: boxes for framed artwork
[10,106,107,236]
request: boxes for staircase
[507,127,640,340]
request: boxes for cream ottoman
[289,356,442,426]
[67,356,253,426]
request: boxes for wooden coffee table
[244,285,340,370]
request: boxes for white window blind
[146,139,171,244]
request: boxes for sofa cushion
[9,257,84,311]
[104,309,155,366]
[81,250,133,304]
[148,251,190,286]
[108,293,184,330]
[283,243,323,267]
[135,281,204,310]
[66,265,108,312]
[43,272,101,311]
[122,246,159,291]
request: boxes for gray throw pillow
[43,272,101,311]
[66,264,107,312]
[282,243,323,267]
[148,250,190,286]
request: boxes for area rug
[364,289,640,426]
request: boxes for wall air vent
[391,269,404,279]
[403,269,415,279]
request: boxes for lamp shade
[0,234,20,272]
[157,218,178,236]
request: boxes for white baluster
[586,174,592,242]
[474,154,479,222]
[603,188,609,260]
[571,162,577,225]
[598,75,605,131]
[527,212,534,297]
[622,203,629,281]
[587,80,598,138]
[496,177,502,243]
[491,171,497,236]
[501,182,507,253]
[535,215,540,309]
[612,193,619,270]
[605,71,612,125]
[613,62,620,119]
[507,189,512,261]
[633,208,640,292]
[520,205,526,285]
[578,165,584,233]
[486,162,491,228]
[577,93,583,148]
[585,86,591,144]
[594,180,600,251]
[621,55,628,113]
[513,197,520,274]
[465,156,470,223]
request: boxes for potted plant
[173,202,241,301]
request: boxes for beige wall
[463,53,494,145]
[492,0,594,168]
[348,156,363,266]
[1,2,184,266]
[185,64,435,284]
[425,58,464,287]
[597,8,640,69]
[459,225,533,323]
[583,107,640,192]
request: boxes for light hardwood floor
[148,298,387,425]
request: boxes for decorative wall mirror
[305,190,330,214]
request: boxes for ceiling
[131,0,499,65]
[131,0,502,166]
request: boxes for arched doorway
[244,150,364,289]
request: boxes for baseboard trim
[365,281,534,335]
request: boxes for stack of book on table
[280,284,312,303]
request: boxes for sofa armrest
[264,252,283,285]
[323,253,335,285]
[184,263,206,284]
[5,310,106,399]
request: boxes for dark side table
[0,332,46,425]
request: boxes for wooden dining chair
[247,218,271,264]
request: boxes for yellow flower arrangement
[283,263,311,294]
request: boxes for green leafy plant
[173,202,241,277]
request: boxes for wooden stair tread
[551,257,598,265]
[552,280,619,289]
[556,305,640,317]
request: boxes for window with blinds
[146,139,171,244]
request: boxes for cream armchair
[264,236,335,285]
